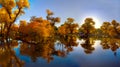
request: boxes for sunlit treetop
[85,18,95,25]
[0,0,30,23]
[111,20,119,26]
[46,9,54,16]
[46,9,60,26]
[30,16,43,22]
[67,18,74,23]
[0,0,29,13]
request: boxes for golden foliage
[46,9,53,16]
[100,20,120,37]
[46,9,60,26]
[19,17,54,42]
[16,0,30,8]
[0,7,10,23]
[80,18,95,34]
[0,0,30,42]
[58,18,78,35]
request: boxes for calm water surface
[12,39,120,67]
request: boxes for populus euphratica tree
[58,18,78,36]
[79,18,95,38]
[0,0,30,42]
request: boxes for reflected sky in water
[13,39,120,67]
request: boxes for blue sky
[17,0,120,28]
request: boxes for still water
[1,38,120,67]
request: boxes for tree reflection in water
[57,35,78,54]
[100,38,120,56]
[20,35,78,63]
[20,38,56,63]
[0,42,24,67]
[0,36,120,67]
[80,38,95,54]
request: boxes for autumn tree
[100,20,120,37]
[10,24,19,40]
[0,44,24,67]
[18,17,54,43]
[81,38,95,54]
[79,18,95,38]
[110,20,120,36]
[0,0,30,42]
[100,22,111,37]
[58,35,78,53]
[100,38,120,56]
[20,38,65,63]
[58,18,78,36]
[46,9,61,35]
[46,9,60,26]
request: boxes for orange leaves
[0,0,16,10]
[0,0,30,41]
[11,24,19,31]
[111,20,119,26]
[19,18,54,42]
[16,0,30,8]
[85,18,95,25]
[19,20,27,34]
[30,17,43,22]
[27,20,53,38]
[0,7,10,23]
[80,18,95,34]
[58,18,78,35]
[9,24,19,39]
[67,18,74,23]
[46,9,61,26]
[54,17,60,23]
[0,0,30,23]
[7,0,16,10]
[116,26,120,33]
[58,24,67,35]
[46,9,53,16]
[100,20,120,37]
